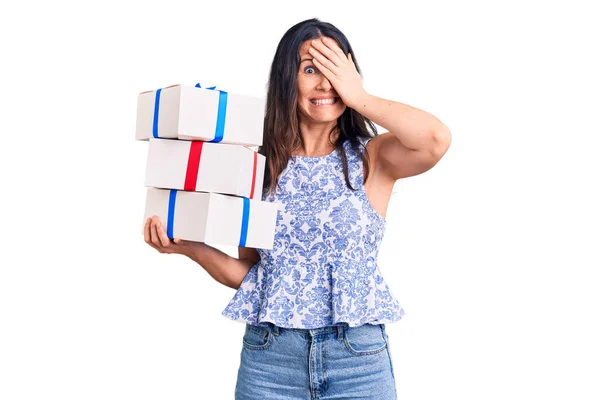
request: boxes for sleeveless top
[222,137,406,329]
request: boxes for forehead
[298,39,315,56]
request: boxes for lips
[310,97,339,106]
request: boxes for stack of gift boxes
[135,83,279,249]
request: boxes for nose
[316,74,333,91]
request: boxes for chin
[309,114,342,124]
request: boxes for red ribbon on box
[249,151,257,199]
[183,142,258,199]
[184,142,204,191]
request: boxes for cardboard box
[142,188,279,249]
[135,84,264,146]
[144,138,265,199]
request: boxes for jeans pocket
[343,323,388,356]
[383,330,396,379]
[242,324,274,351]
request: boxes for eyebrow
[300,58,313,63]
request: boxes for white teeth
[311,98,337,105]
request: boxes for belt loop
[337,324,344,341]
[272,324,280,336]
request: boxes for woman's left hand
[309,37,367,109]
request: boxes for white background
[1,0,598,399]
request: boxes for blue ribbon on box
[167,190,177,239]
[152,83,228,143]
[239,198,250,247]
[166,190,251,247]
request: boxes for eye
[304,66,316,74]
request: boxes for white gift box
[135,84,265,147]
[144,138,265,199]
[142,188,279,249]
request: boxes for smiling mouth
[310,97,339,106]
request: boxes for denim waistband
[258,321,386,340]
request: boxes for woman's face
[296,38,346,124]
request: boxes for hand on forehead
[301,36,342,55]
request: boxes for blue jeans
[235,322,397,399]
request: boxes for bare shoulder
[363,132,397,158]
[362,134,397,186]
[359,135,397,219]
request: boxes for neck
[294,120,340,157]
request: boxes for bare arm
[309,36,452,181]
[349,94,452,181]
[144,216,256,290]
[182,243,257,290]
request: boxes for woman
[144,18,451,400]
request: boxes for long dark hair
[259,18,378,197]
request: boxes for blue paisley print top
[222,137,406,328]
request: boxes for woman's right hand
[144,215,254,289]
[144,215,192,256]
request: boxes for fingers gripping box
[135,84,265,147]
[142,188,279,250]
